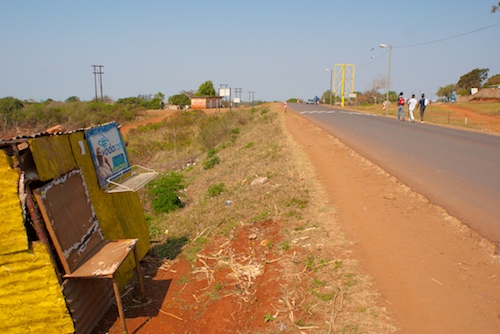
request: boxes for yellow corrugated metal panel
[68,132,150,257]
[29,135,77,181]
[111,191,150,258]
[0,150,28,255]
[0,242,74,334]
[68,132,150,287]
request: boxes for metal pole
[93,65,98,101]
[341,65,346,107]
[329,70,333,105]
[386,46,391,115]
[325,69,333,105]
[99,65,104,102]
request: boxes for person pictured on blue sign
[95,147,113,185]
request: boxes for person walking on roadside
[418,93,428,123]
[397,92,405,121]
[283,101,287,112]
[407,94,418,123]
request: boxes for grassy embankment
[124,104,395,332]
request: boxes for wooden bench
[34,169,145,334]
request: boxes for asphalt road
[289,103,500,245]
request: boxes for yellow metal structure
[0,151,74,333]
[333,64,355,107]
[0,151,28,255]
[0,242,75,333]
[0,128,151,333]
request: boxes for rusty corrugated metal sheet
[63,278,114,334]
[0,129,76,148]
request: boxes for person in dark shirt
[418,93,429,123]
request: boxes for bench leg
[112,277,128,334]
[134,247,146,297]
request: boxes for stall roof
[0,122,120,149]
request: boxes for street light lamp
[379,43,392,115]
[325,69,333,105]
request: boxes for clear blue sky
[1,0,499,102]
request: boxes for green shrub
[148,172,185,213]
[203,155,220,170]
[207,148,217,158]
[207,183,225,197]
[244,142,254,149]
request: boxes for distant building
[191,96,222,109]
[457,87,500,102]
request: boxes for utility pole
[234,88,242,107]
[379,44,392,115]
[248,91,255,106]
[92,65,104,102]
[219,84,229,109]
[325,68,333,105]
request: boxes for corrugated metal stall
[0,150,75,333]
[191,96,222,109]
[0,123,152,333]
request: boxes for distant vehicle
[306,99,315,104]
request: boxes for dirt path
[120,108,224,135]
[284,110,500,333]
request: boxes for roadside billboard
[85,122,130,188]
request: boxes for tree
[367,75,387,95]
[436,84,457,100]
[116,97,144,106]
[65,96,80,103]
[169,93,190,106]
[196,80,216,96]
[0,97,24,130]
[456,68,489,93]
[492,2,500,13]
[154,92,165,101]
[485,74,500,87]
[364,75,387,104]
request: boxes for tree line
[0,80,223,137]
[436,69,500,101]
[316,68,500,106]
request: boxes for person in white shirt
[407,94,418,123]
[96,147,113,186]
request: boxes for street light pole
[325,68,333,105]
[379,44,392,115]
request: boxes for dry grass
[126,104,396,332]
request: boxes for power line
[360,21,500,69]
[0,65,89,74]
[396,21,500,48]
[359,50,388,69]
